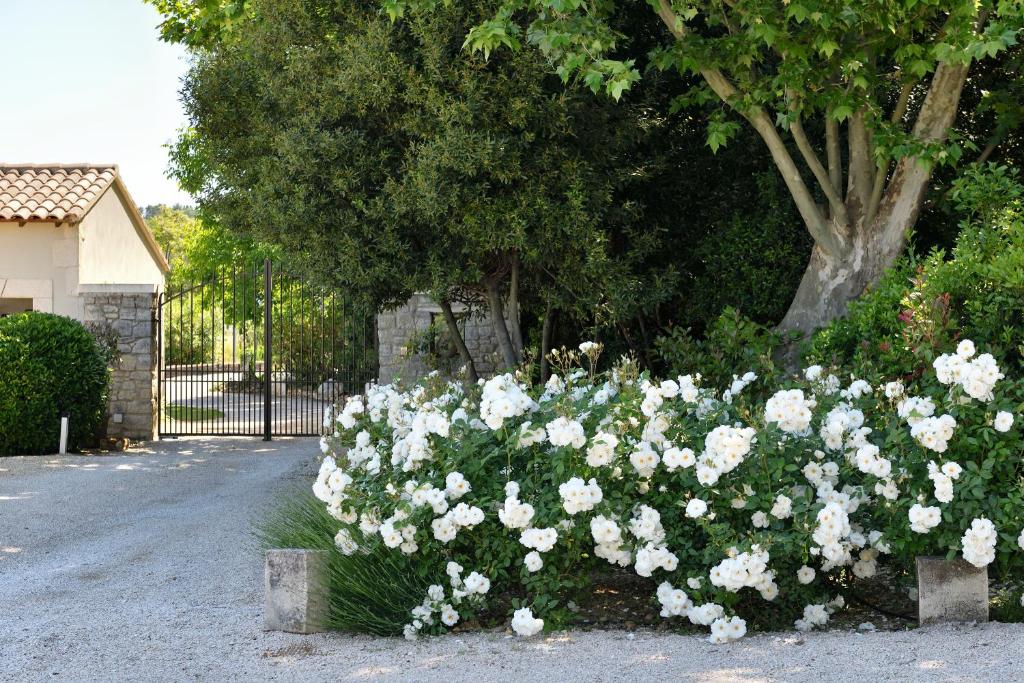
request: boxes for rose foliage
[314,341,1024,642]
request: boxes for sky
[1,0,192,207]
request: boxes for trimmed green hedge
[0,312,109,455]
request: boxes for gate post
[263,258,273,441]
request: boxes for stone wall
[377,293,513,384]
[83,291,158,440]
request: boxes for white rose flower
[994,411,1014,432]
[686,499,708,519]
[510,607,544,637]
[524,551,543,573]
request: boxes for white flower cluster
[909,503,942,533]
[520,527,558,553]
[587,514,629,566]
[897,396,935,425]
[934,341,1004,401]
[480,374,536,430]
[853,444,892,478]
[635,542,679,577]
[313,455,352,512]
[629,441,660,477]
[722,371,757,404]
[811,502,852,567]
[558,477,603,515]
[927,460,961,503]
[709,547,777,600]
[404,562,492,640]
[697,425,756,486]
[764,389,815,434]
[431,502,485,544]
[546,416,586,449]
[794,602,833,631]
[910,414,957,453]
[709,615,748,644]
[819,403,865,451]
[961,517,997,568]
[994,411,1015,432]
[498,481,535,529]
[586,431,619,466]
[318,337,1019,646]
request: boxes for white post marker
[59,415,69,455]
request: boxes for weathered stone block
[264,549,329,634]
[917,556,988,625]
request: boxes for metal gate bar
[157,258,376,439]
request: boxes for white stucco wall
[78,185,165,287]
[0,221,81,317]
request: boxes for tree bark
[485,279,519,369]
[507,253,524,359]
[539,300,554,384]
[438,298,478,383]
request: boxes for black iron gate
[158,259,376,439]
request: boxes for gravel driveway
[2,438,1023,682]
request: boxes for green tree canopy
[391,0,1024,334]
[165,0,674,378]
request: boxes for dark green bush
[0,312,109,455]
[808,163,1024,380]
[653,307,786,392]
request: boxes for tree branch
[826,118,842,201]
[655,0,841,255]
[507,252,524,358]
[866,82,915,223]
[438,298,479,383]
[847,109,874,218]
[789,105,848,225]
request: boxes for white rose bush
[313,341,1024,642]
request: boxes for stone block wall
[377,293,513,384]
[83,291,158,440]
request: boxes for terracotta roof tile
[0,164,117,223]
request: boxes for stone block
[264,549,329,634]
[917,556,988,625]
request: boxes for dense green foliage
[256,489,431,634]
[654,308,785,392]
[0,313,109,455]
[809,163,1024,380]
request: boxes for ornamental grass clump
[313,340,1024,642]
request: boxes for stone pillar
[916,556,989,625]
[82,290,158,440]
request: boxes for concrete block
[917,556,988,625]
[264,549,329,634]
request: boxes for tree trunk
[485,280,519,369]
[507,254,524,359]
[778,62,970,335]
[539,300,554,384]
[778,226,895,335]
[438,298,479,383]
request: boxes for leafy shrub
[313,341,1023,642]
[680,173,812,329]
[808,163,1024,381]
[256,489,430,635]
[654,308,786,392]
[0,312,109,455]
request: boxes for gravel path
[2,438,1022,682]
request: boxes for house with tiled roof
[0,164,169,439]
[0,164,168,317]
